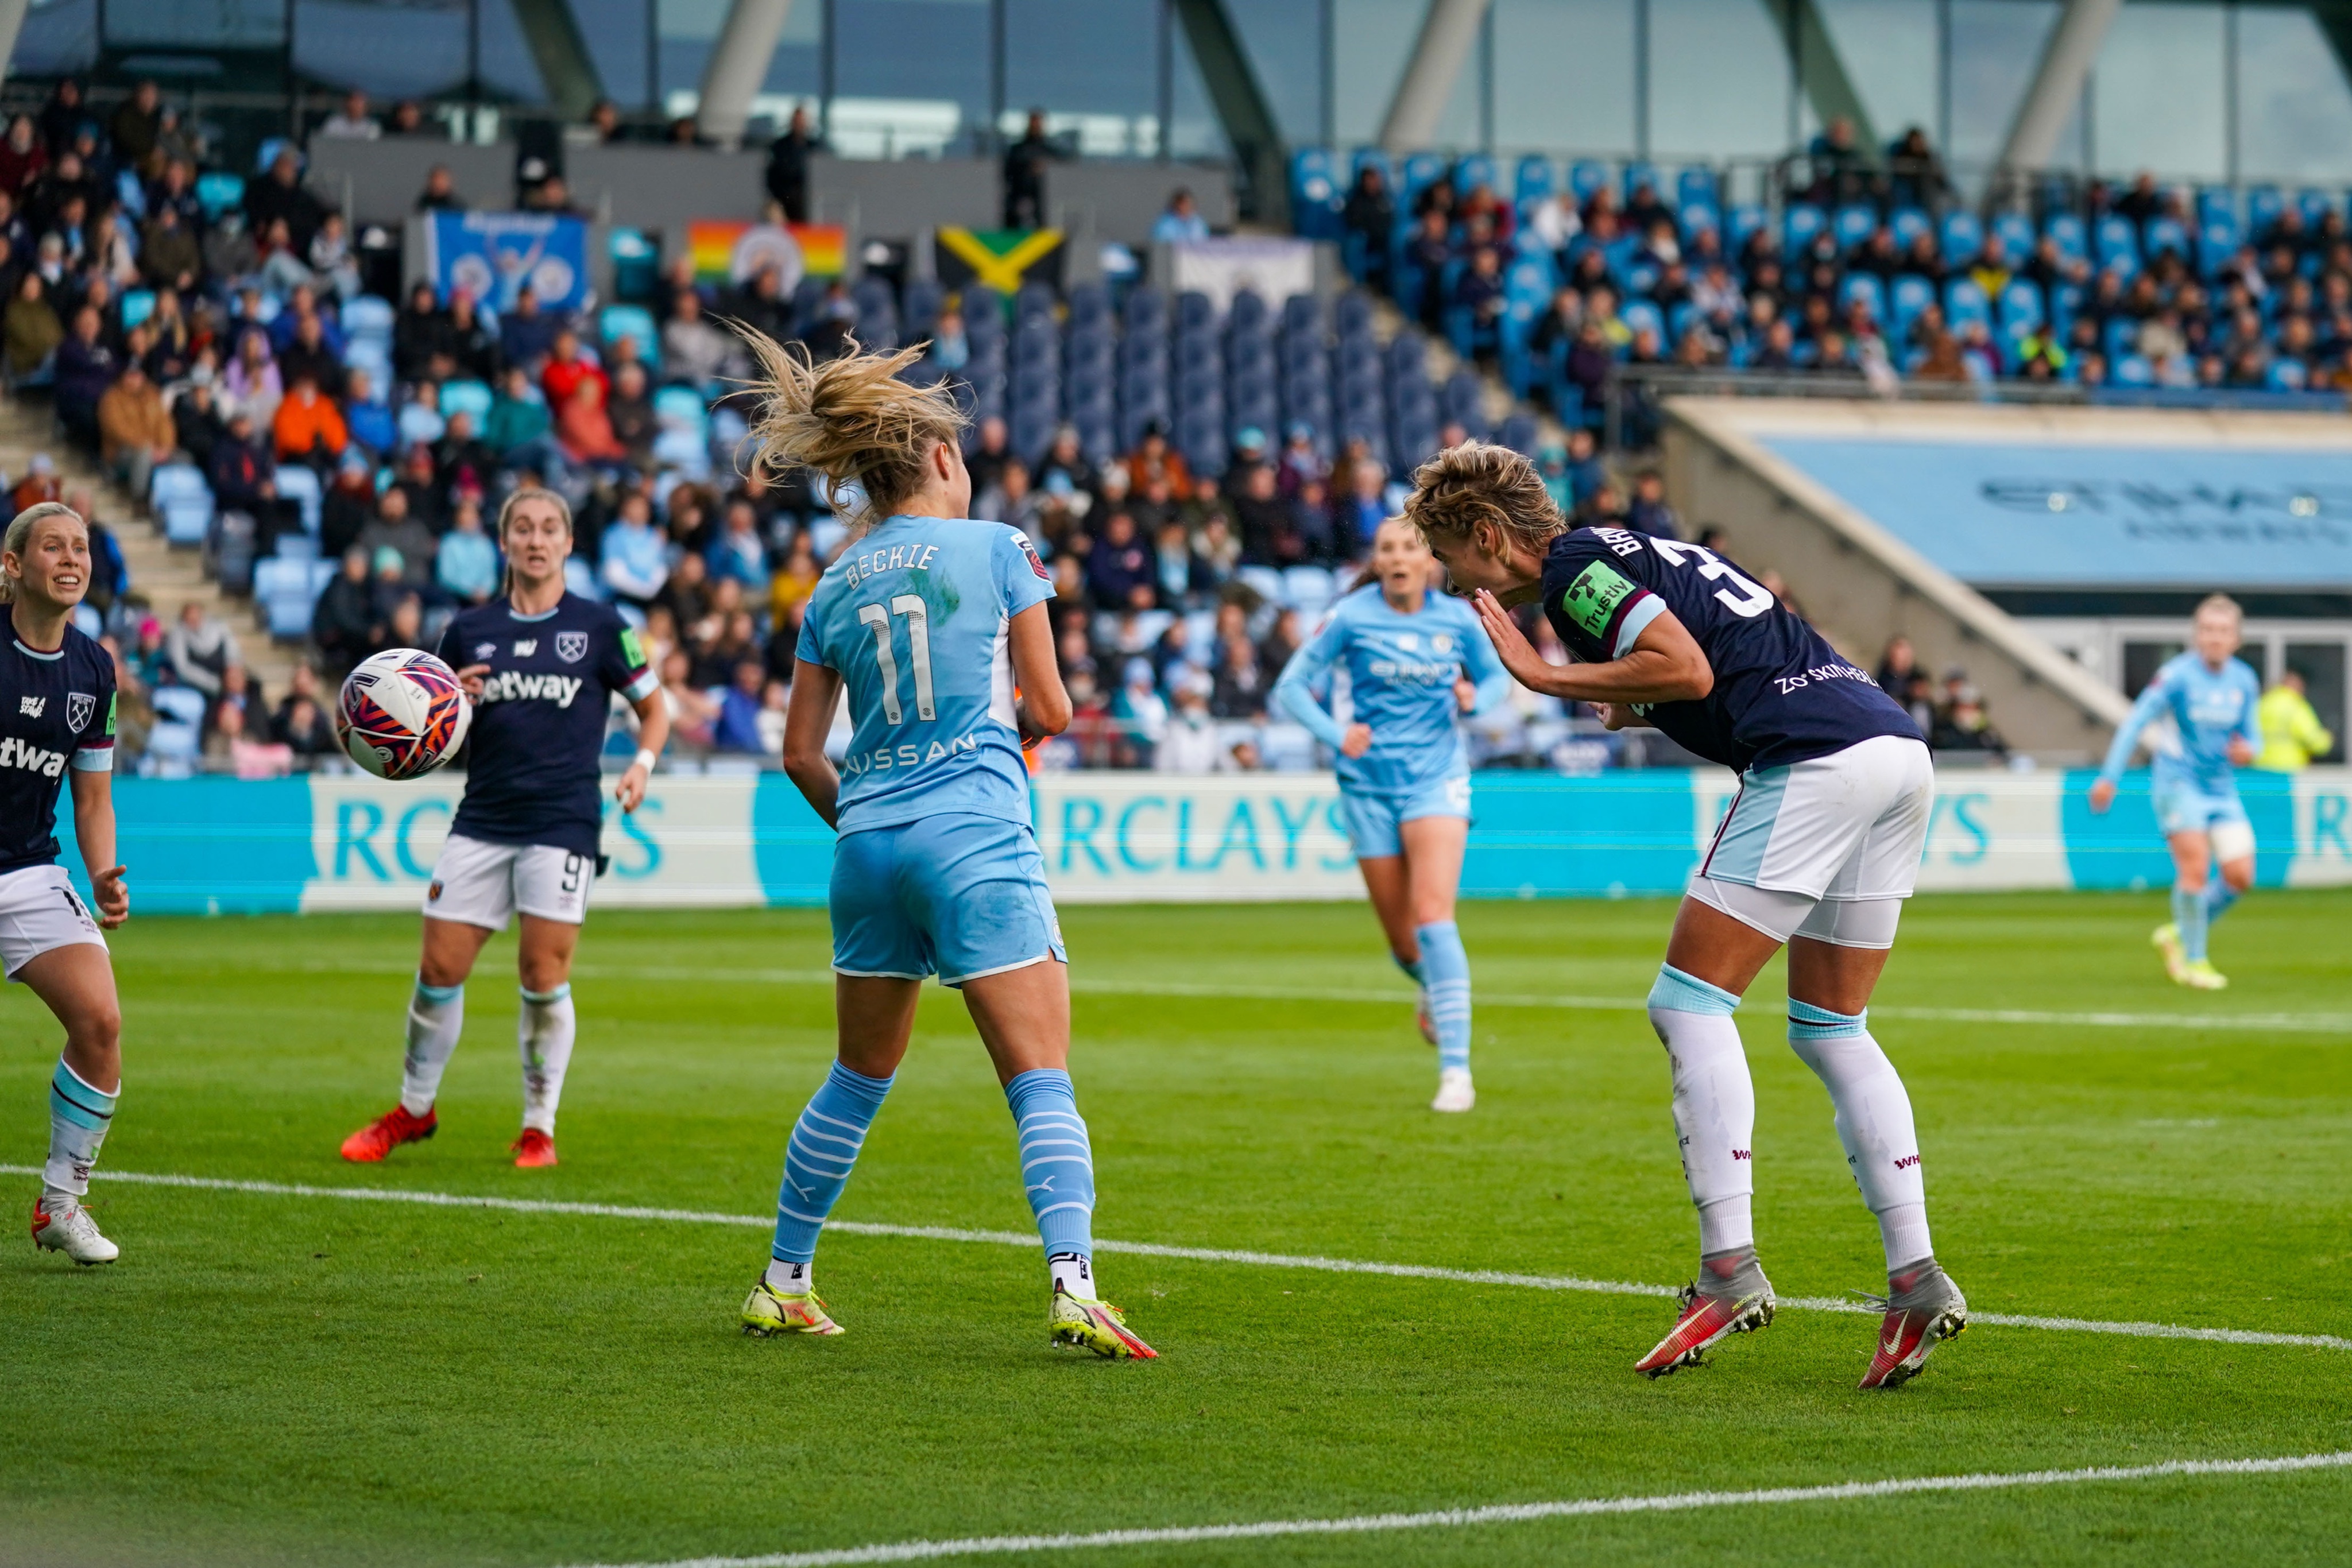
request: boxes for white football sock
[1788,1002,1931,1272]
[1050,1252,1098,1301]
[764,1256,812,1294]
[399,979,466,1116]
[45,1058,117,1198]
[1647,965,1755,1255]
[518,984,577,1134]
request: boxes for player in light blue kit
[734,337,1154,1360]
[1273,516,1510,1112]
[2090,594,2261,990]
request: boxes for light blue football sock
[1417,920,1472,1074]
[1005,1067,1098,1297]
[2199,879,2240,942]
[45,1058,116,1197]
[2173,882,2209,962]
[769,1061,893,1271]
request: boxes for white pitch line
[138,958,2352,1034]
[554,1450,2352,1568]
[17,1165,2345,1352]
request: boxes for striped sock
[2173,882,2210,962]
[769,1062,893,1272]
[1005,1067,1098,1299]
[46,1058,117,1198]
[1417,921,1472,1074]
[2199,879,2240,940]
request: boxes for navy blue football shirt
[0,626,117,874]
[1538,525,1914,773]
[436,593,657,858]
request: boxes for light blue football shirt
[795,514,1054,833]
[1272,584,1511,792]
[2100,650,2262,796]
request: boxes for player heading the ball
[1,503,130,1265]
[338,487,668,1170]
[1407,442,1966,1391]
[736,330,1153,1360]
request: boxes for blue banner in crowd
[47,769,2352,916]
[423,211,591,313]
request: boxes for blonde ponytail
[736,330,966,537]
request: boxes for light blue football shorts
[1337,772,1473,860]
[2153,781,2252,840]
[830,812,1066,987]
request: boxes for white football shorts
[423,833,593,930]
[1689,733,1934,950]
[0,862,107,978]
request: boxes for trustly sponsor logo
[0,736,67,776]
[17,695,42,717]
[555,630,589,663]
[65,692,92,732]
[478,671,585,707]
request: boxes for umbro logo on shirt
[513,640,538,657]
[475,642,497,660]
[18,696,42,717]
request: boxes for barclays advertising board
[1758,437,2352,588]
[43,768,2352,914]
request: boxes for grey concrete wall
[1662,396,2132,762]
[307,138,516,226]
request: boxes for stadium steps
[0,398,302,702]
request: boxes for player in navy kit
[339,487,668,1168]
[0,504,129,1265]
[1406,443,1965,1390]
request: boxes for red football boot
[1635,1252,1775,1379]
[510,1128,558,1168]
[339,1105,437,1163]
[1858,1260,1968,1390]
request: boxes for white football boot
[32,1193,118,1265]
[1430,1067,1476,1113]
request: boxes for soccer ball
[337,648,472,780]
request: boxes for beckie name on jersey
[840,541,942,591]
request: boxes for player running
[1,504,129,1264]
[1406,443,1964,1389]
[1272,516,1509,1112]
[734,335,1152,1360]
[2089,595,2261,991]
[339,487,669,1168]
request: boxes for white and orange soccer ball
[336,648,472,780]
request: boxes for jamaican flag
[935,227,1065,296]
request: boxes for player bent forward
[2,504,130,1263]
[1406,444,1966,1389]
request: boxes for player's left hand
[2228,735,2256,766]
[455,663,490,702]
[1454,677,1477,713]
[91,864,127,928]
[614,764,649,814]
[1470,590,1544,684]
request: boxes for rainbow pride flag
[685,221,846,285]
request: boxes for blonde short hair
[2195,593,2243,625]
[1401,440,1566,555]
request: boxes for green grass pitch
[5,889,2351,1567]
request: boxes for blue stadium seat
[343,294,394,343]
[1840,273,1885,323]
[1991,211,2034,258]
[2269,358,2310,391]
[2196,186,2236,227]
[1831,204,1875,251]
[2112,353,2155,386]
[2051,281,2084,338]
[1513,154,1554,206]
[1400,153,1445,202]
[274,465,323,535]
[1677,200,1719,238]
[903,278,946,341]
[1620,161,1662,202]
[1290,148,1340,240]
[1568,161,1610,204]
[1889,206,1931,252]
[2297,188,2334,227]
[1998,279,2044,332]
[2246,185,2285,236]
[1454,153,1496,193]
[2045,212,2087,261]
[1622,300,1666,346]
[441,378,493,421]
[1228,289,1270,339]
[1889,274,1935,339]
[1495,412,1538,457]
[2095,215,2141,273]
[653,385,709,431]
[195,172,245,222]
[600,304,657,353]
[1675,167,1717,210]
[2142,217,2189,262]
[1782,203,1825,253]
[1943,278,1990,329]
[1940,211,1983,262]
[1351,148,1392,189]
[2103,315,2138,362]
[2198,220,2238,279]
[1727,204,1768,253]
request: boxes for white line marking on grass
[174,959,2352,1035]
[552,1451,2352,1568]
[17,1166,2346,1352]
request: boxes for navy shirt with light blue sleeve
[0,627,117,875]
[1538,525,1914,774]
[1272,584,1510,791]
[795,515,1055,834]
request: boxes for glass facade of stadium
[17,0,2352,188]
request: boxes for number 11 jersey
[1538,525,1916,773]
[796,514,1055,834]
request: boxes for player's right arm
[1008,602,1069,741]
[1471,587,1713,706]
[2091,668,2174,812]
[782,658,845,828]
[1271,611,1362,756]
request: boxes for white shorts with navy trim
[0,862,106,977]
[424,834,594,929]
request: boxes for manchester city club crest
[65,692,94,732]
[555,631,590,664]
